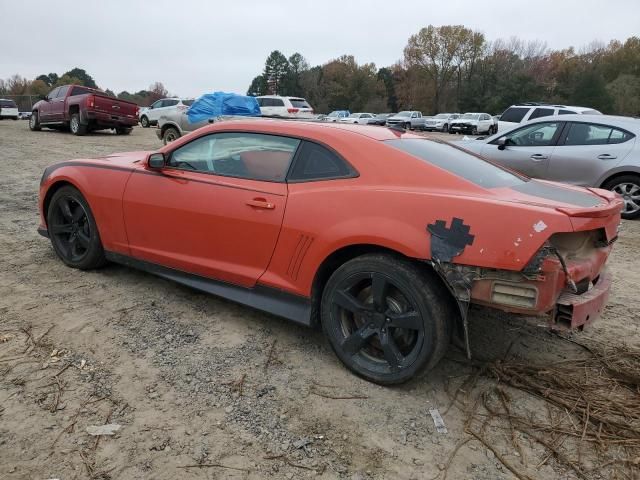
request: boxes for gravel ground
[0,120,638,479]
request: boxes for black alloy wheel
[321,254,451,384]
[47,186,106,269]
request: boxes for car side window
[528,108,554,120]
[563,123,635,146]
[57,86,70,98]
[558,109,576,115]
[499,107,529,123]
[70,86,91,96]
[273,98,285,107]
[168,132,300,182]
[47,87,61,99]
[164,99,179,107]
[287,141,357,182]
[151,100,162,109]
[496,121,563,147]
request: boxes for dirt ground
[1,120,638,480]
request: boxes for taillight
[87,95,95,108]
[287,108,299,114]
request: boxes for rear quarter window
[385,139,526,188]
[289,98,310,108]
[500,107,529,123]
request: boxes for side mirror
[147,153,165,169]
[497,137,507,150]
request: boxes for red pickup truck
[29,85,139,136]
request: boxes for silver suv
[460,114,640,218]
[139,98,194,128]
[423,113,460,132]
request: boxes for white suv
[498,103,601,132]
[139,98,194,128]
[256,95,314,118]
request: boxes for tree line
[247,26,640,115]
[2,25,639,115]
[0,67,170,107]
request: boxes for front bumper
[85,111,138,128]
[450,123,475,133]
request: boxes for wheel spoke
[334,290,367,314]
[387,310,422,330]
[50,223,73,234]
[59,198,73,220]
[341,324,377,356]
[379,329,404,370]
[77,231,90,248]
[72,206,85,222]
[371,274,388,311]
[69,236,80,258]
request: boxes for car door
[546,122,636,186]
[39,87,60,122]
[480,121,564,178]
[147,100,165,123]
[478,114,491,133]
[49,85,69,122]
[122,131,300,287]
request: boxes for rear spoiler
[556,198,624,218]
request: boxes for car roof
[508,104,599,113]
[196,118,416,141]
[525,114,640,130]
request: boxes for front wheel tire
[29,111,41,131]
[603,175,640,220]
[140,116,149,128]
[321,254,452,385]
[163,127,180,145]
[47,186,106,269]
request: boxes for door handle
[530,154,548,161]
[246,198,275,209]
[597,154,617,160]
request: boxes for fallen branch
[177,463,249,472]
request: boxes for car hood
[452,119,479,124]
[92,151,151,167]
[387,116,411,121]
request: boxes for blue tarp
[187,92,261,123]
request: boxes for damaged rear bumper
[552,270,611,330]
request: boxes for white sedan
[339,113,376,124]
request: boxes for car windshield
[462,114,479,120]
[182,99,195,106]
[434,114,449,119]
[385,139,526,189]
[328,111,340,117]
[289,98,311,108]
[395,111,412,117]
[0,99,17,108]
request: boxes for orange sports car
[38,120,622,384]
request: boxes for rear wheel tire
[47,186,106,270]
[443,124,449,133]
[321,254,452,385]
[140,116,149,128]
[472,127,479,135]
[404,122,411,130]
[163,127,180,145]
[603,174,640,220]
[29,111,41,131]
[70,114,87,136]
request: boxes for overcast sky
[2,0,639,97]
